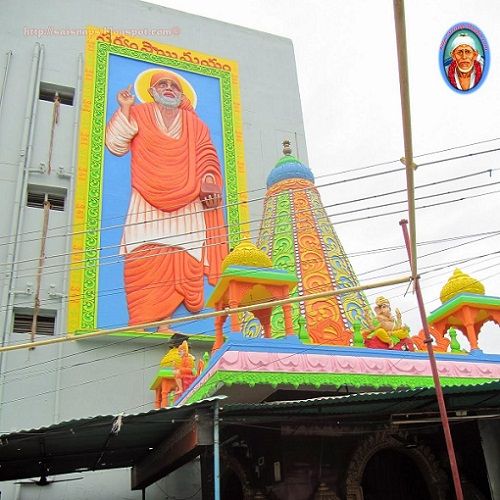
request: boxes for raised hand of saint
[117,84,135,117]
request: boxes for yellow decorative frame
[68,27,249,333]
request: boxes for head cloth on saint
[150,70,184,91]
[450,33,477,54]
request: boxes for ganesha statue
[364,296,414,351]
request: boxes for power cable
[2,231,499,381]
[5,244,499,357]
[5,212,500,316]
[5,199,500,321]
[4,166,495,271]
[358,224,500,278]
[1,252,498,400]
[8,173,499,281]
[0,147,498,251]
[334,188,500,227]
[1,136,498,243]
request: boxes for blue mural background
[98,54,226,335]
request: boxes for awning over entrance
[0,396,222,490]
[0,382,499,487]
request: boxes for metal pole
[400,219,463,500]
[213,401,220,500]
[0,51,13,124]
[0,43,42,352]
[54,52,84,424]
[0,43,43,408]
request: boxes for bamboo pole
[393,0,418,277]
[0,275,412,353]
[30,199,51,347]
[392,5,463,496]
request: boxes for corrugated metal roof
[0,395,225,438]
[221,380,500,416]
[0,396,225,482]
[1,383,499,483]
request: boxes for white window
[27,185,66,211]
[39,81,74,106]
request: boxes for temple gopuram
[151,143,500,408]
[141,144,500,499]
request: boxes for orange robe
[107,102,227,324]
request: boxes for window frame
[12,309,57,336]
[26,185,67,211]
[39,81,75,106]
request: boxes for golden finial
[440,268,485,303]
[282,139,292,156]
[221,241,273,271]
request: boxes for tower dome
[266,140,314,188]
[247,141,373,344]
[440,268,485,304]
[221,240,273,272]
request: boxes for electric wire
[313,136,500,180]
[5,212,500,316]
[3,166,496,272]
[1,136,498,243]
[0,256,497,404]
[8,174,499,284]
[401,268,500,322]
[1,247,498,386]
[6,209,500,323]
[364,251,500,303]
[0,145,498,386]
[2,230,498,382]
[358,225,500,279]
[0,145,498,252]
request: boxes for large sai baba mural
[68,28,248,335]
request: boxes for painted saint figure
[105,70,227,327]
[446,33,483,91]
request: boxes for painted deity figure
[174,341,195,394]
[446,33,483,91]
[105,70,227,328]
[366,296,411,349]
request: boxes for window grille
[13,312,56,336]
[27,187,66,211]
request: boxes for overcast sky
[153,0,500,353]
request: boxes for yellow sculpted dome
[221,241,273,271]
[440,268,485,304]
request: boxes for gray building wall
[0,0,307,497]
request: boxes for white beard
[457,63,474,74]
[151,88,181,108]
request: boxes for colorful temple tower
[248,140,373,345]
[150,145,500,407]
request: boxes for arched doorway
[220,451,257,500]
[345,433,448,500]
[221,468,244,500]
[361,448,431,500]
